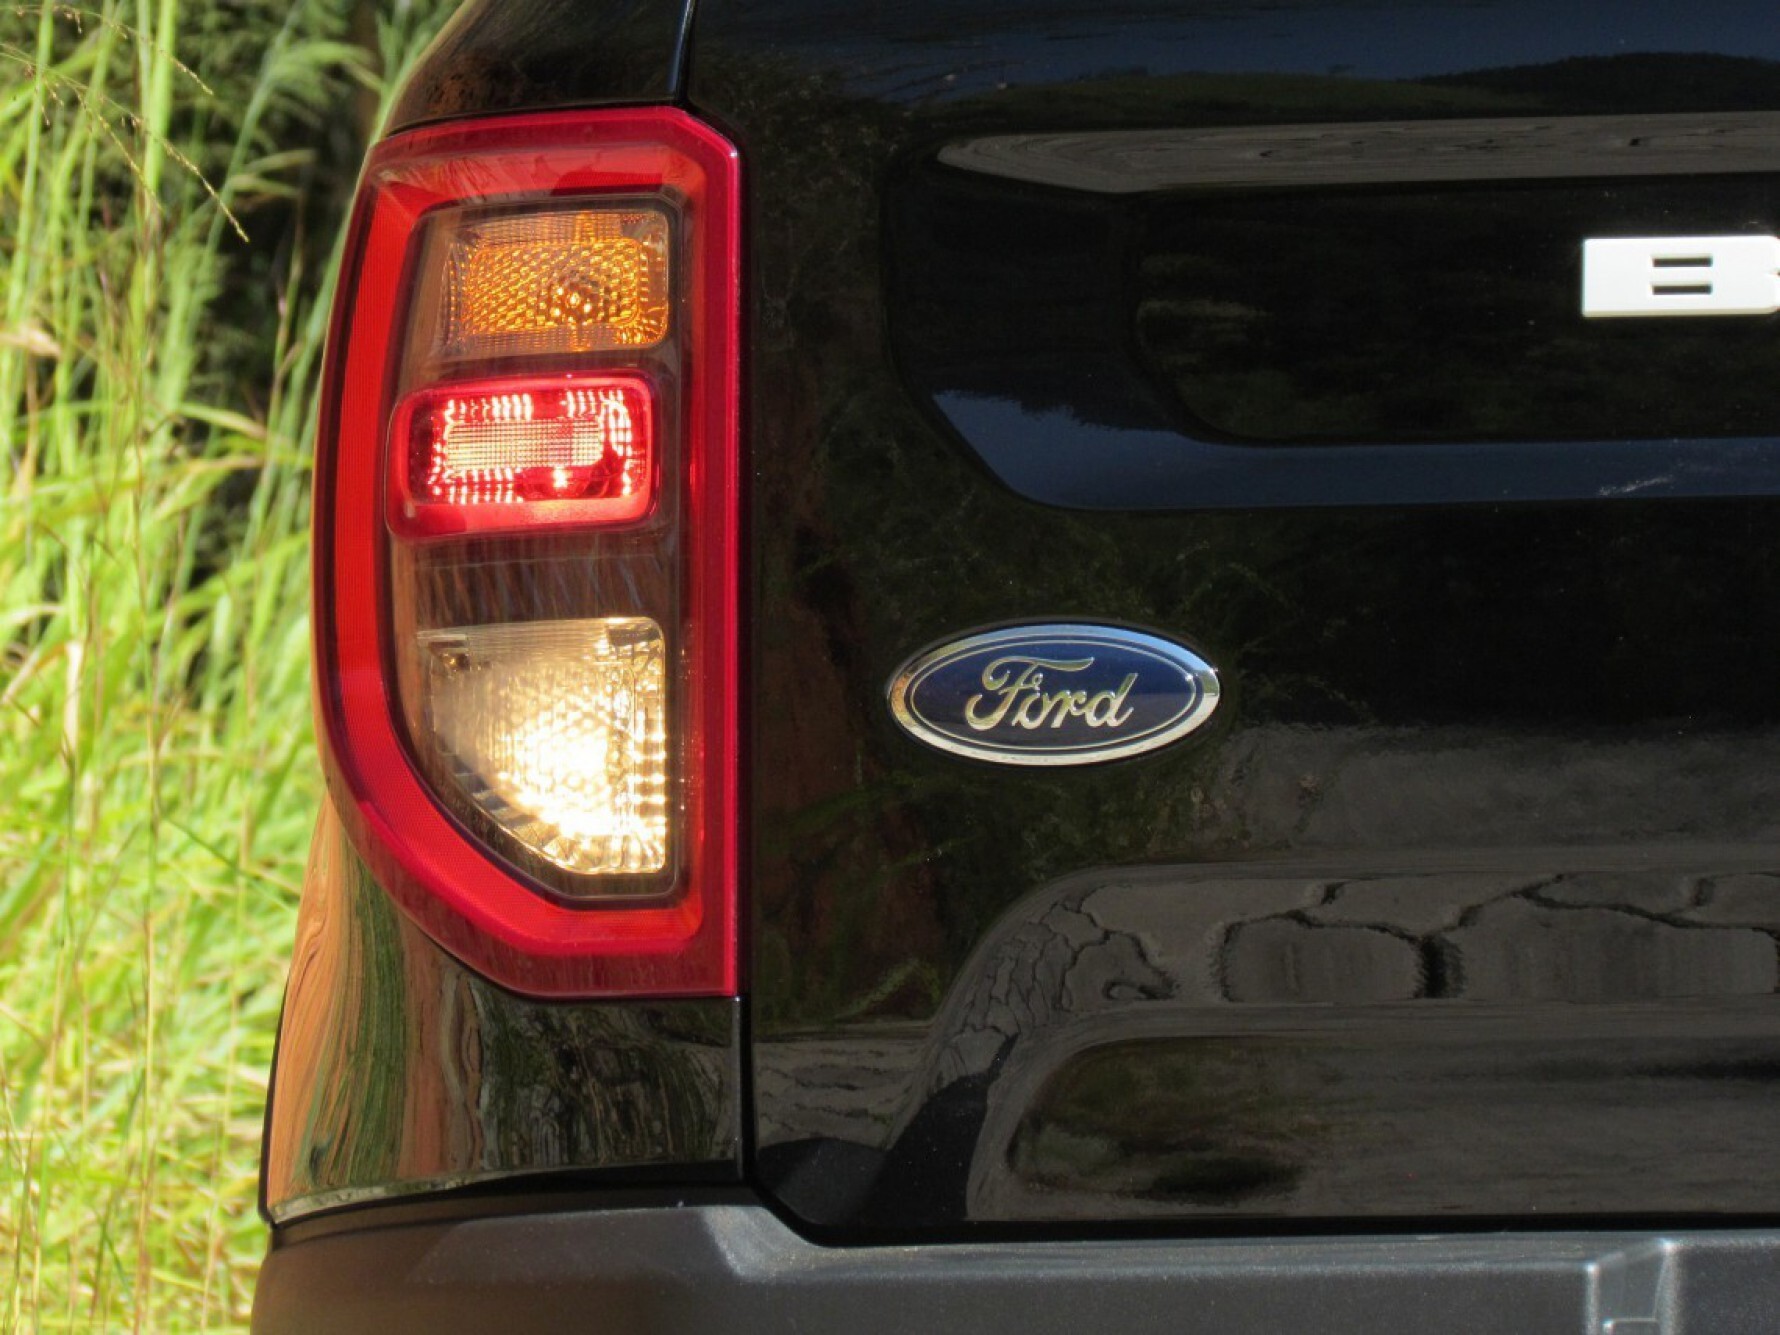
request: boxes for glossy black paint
[684,0,1780,1232]
[260,801,740,1223]
[388,0,691,131]
[897,164,1780,507]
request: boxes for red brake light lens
[314,110,740,998]
[390,375,656,538]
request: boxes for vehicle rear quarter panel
[262,0,751,1222]
[263,801,740,1220]
[390,0,692,128]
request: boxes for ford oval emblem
[887,624,1220,766]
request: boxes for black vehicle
[253,1,1780,1330]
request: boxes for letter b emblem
[1582,235,1780,318]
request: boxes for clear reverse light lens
[418,618,669,881]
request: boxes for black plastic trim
[254,1199,1780,1334]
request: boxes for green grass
[0,3,449,1327]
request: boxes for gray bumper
[251,1199,1780,1333]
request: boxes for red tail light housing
[313,110,740,997]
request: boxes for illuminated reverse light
[418,618,669,880]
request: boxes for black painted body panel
[260,802,740,1222]
[896,163,1780,507]
[684,0,1780,1232]
[388,0,691,131]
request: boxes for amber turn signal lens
[433,206,670,359]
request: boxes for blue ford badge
[887,624,1220,766]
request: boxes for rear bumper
[253,1196,1780,1334]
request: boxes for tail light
[313,110,740,996]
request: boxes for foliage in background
[0,1,450,1327]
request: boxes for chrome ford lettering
[962,657,1136,732]
[888,624,1220,766]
